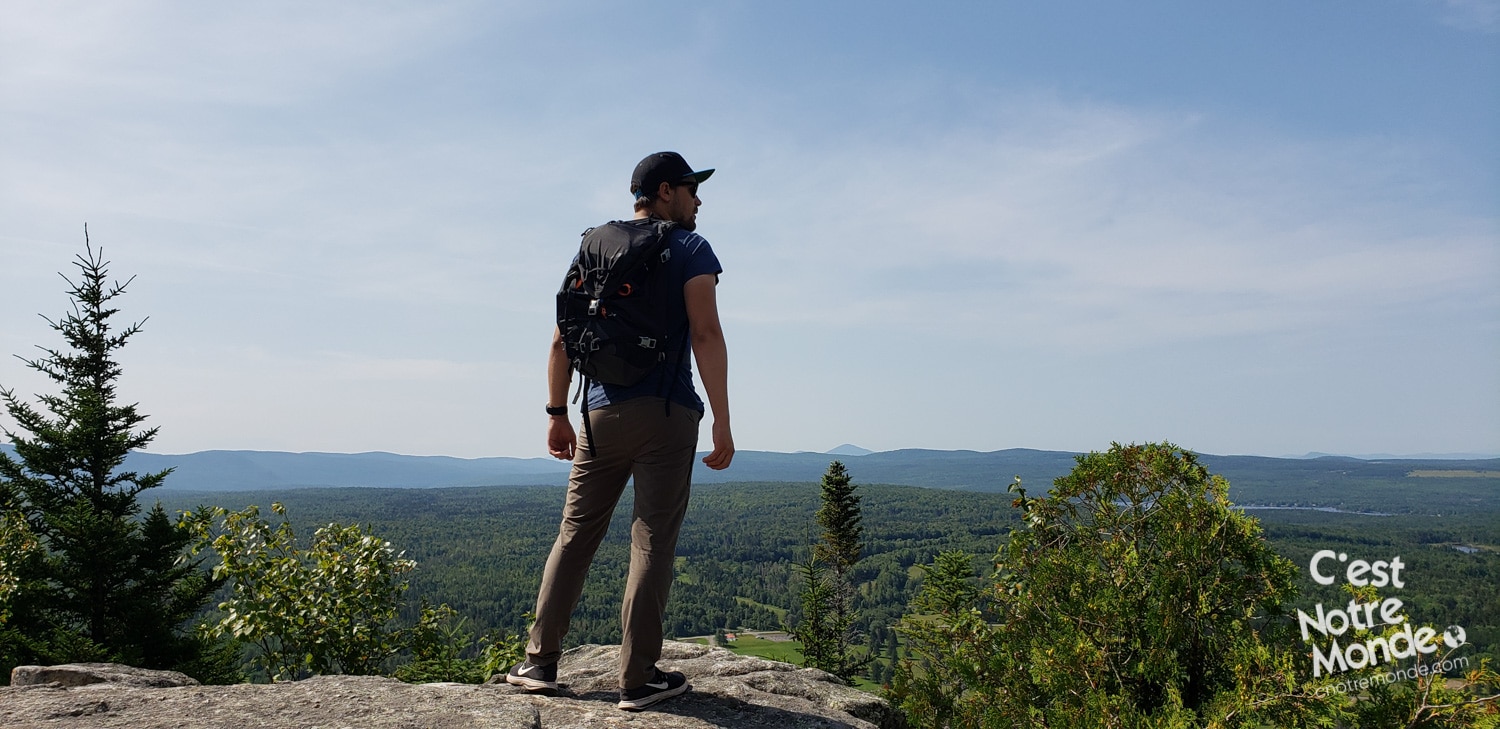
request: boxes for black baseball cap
[631,152,714,198]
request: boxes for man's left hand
[702,419,734,470]
[547,417,576,460]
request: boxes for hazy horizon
[3,440,1496,463]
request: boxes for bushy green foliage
[392,602,526,684]
[891,442,1347,728]
[185,502,526,684]
[1324,584,1500,728]
[185,502,417,680]
[0,509,37,624]
[1263,508,1500,673]
[888,549,990,724]
[0,507,41,667]
[0,240,222,681]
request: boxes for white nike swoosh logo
[645,681,668,689]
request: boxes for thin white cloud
[706,93,1497,357]
[0,2,491,109]
[1433,0,1500,32]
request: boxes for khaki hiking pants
[525,396,701,689]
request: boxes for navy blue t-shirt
[584,225,721,414]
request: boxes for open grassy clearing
[733,596,787,621]
[685,635,883,693]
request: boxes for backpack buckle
[638,337,657,349]
[588,299,600,316]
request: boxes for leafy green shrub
[891,442,1345,728]
[186,502,525,684]
[0,509,36,625]
[1333,584,1500,728]
[185,503,416,680]
[392,602,526,684]
[0,508,40,672]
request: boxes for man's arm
[546,326,576,460]
[685,274,733,470]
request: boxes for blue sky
[2,1,1496,459]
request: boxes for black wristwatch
[545,405,568,417]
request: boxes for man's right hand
[547,417,576,460]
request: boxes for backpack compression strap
[569,370,599,458]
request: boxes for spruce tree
[813,460,862,573]
[791,461,866,681]
[789,556,836,671]
[0,235,221,679]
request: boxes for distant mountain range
[1297,451,1500,460]
[3,442,1496,494]
[0,446,571,490]
[825,443,874,456]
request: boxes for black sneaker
[617,668,689,710]
[504,660,558,692]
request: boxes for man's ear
[657,181,675,200]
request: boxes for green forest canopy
[155,476,1500,672]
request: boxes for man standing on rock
[507,151,735,711]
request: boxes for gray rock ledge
[11,662,199,688]
[1,641,905,729]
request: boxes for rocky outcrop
[2,641,905,729]
[10,662,200,689]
